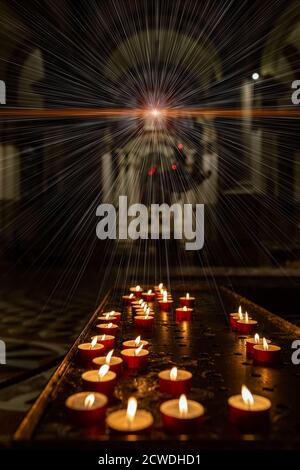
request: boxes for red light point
[177,143,183,150]
[171,163,177,170]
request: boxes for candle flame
[105,349,114,364]
[138,299,143,305]
[136,285,141,291]
[179,394,188,416]
[105,313,110,320]
[158,283,163,289]
[135,336,141,347]
[98,364,109,379]
[263,337,269,350]
[135,344,144,356]
[107,323,113,328]
[245,312,249,323]
[101,334,106,340]
[147,289,152,294]
[91,337,97,349]
[170,367,178,380]
[241,385,254,407]
[186,293,189,299]
[163,292,168,302]
[129,293,133,298]
[110,310,115,315]
[145,307,150,319]
[84,393,95,409]
[183,306,187,311]
[254,333,260,343]
[238,305,242,315]
[127,397,137,423]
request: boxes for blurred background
[0,0,300,441]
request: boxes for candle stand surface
[13,284,300,455]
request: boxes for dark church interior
[0,0,300,465]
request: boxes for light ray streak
[0,108,300,119]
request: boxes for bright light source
[252,72,259,80]
[150,108,160,117]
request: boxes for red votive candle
[228,385,271,431]
[160,394,204,433]
[122,336,149,350]
[93,350,123,376]
[130,285,143,298]
[179,293,195,308]
[107,397,153,434]
[82,365,116,396]
[121,346,149,369]
[229,306,243,330]
[91,334,115,351]
[246,334,271,356]
[158,296,173,311]
[135,304,154,314]
[229,314,240,330]
[134,313,154,328]
[65,392,107,427]
[253,340,281,365]
[236,312,257,334]
[176,306,193,321]
[159,367,192,396]
[142,289,156,302]
[122,293,135,304]
[96,322,119,336]
[77,338,104,365]
[100,310,122,321]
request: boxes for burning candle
[122,336,150,350]
[99,310,121,321]
[253,338,281,365]
[236,312,257,334]
[96,322,119,336]
[98,312,119,323]
[154,282,165,292]
[134,308,154,328]
[65,392,107,426]
[135,303,154,316]
[158,292,173,311]
[157,289,172,300]
[77,337,104,364]
[175,306,193,321]
[93,349,123,376]
[130,285,143,298]
[159,367,192,396]
[229,305,243,330]
[82,364,116,396]
[179,293,195,308]
[160,394,204,433]
[121,344,149,369]
[107,397,153,433]
[228,385,271,430]
[246,334,271,356]
[142,289,156,302]
[132,299,145,313]
[122,293,135,304]
[91,334,115,351]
